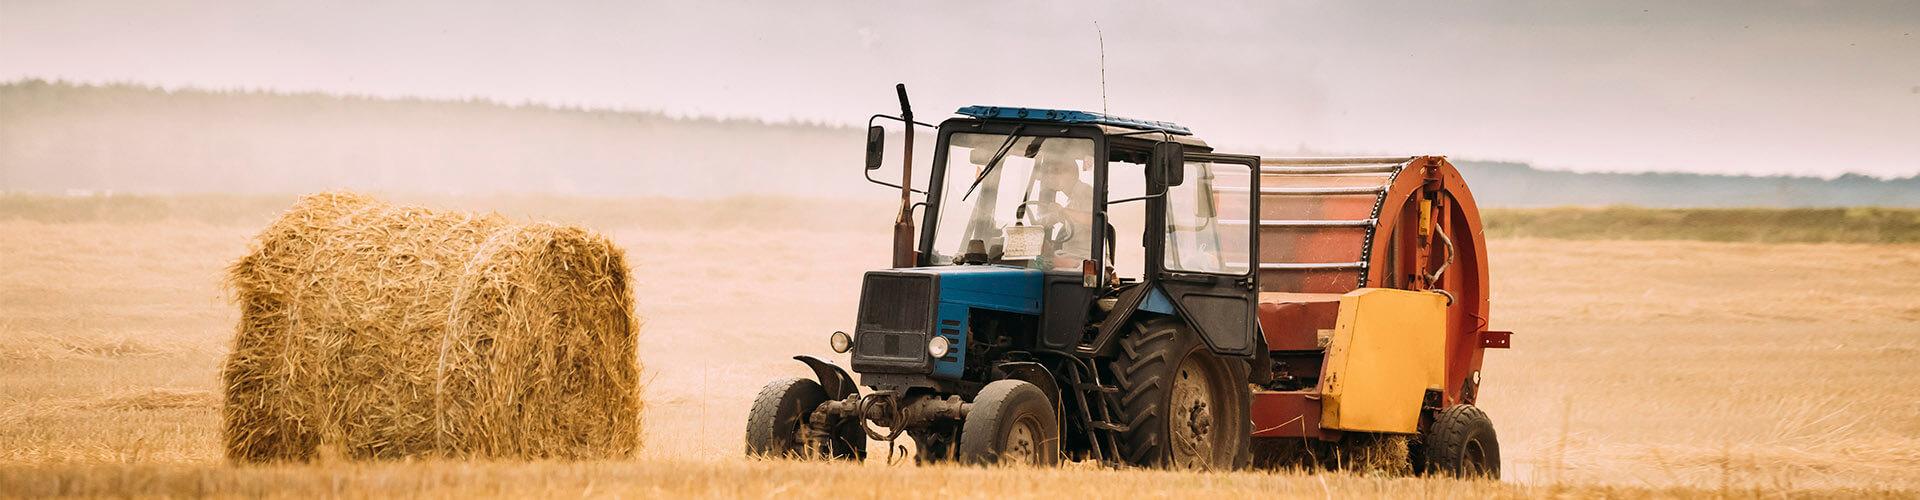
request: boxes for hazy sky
[3,0,1916,177]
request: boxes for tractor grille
[858,274,932,330]
[851,273,935,374]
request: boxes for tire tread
[745,377,823,457]
[958,380,1058,465]
[1108,318,1249,468]
[1421,404,1499,479]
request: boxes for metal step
[1071,382,1120,394]
[1261,164,1401,175]
[1221,218,1375,228]
[1216,185,1387,196]
[1261,156,1415,166]
[1260,261,1368,271]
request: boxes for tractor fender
[1089,285,1264,360]
[793,355,860,400]
[989,361,1061,416]
[1081,284,1171,358]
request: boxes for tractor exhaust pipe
[892,83,917,268]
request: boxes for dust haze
[4,81,1917,205]
[3,0,1917,177]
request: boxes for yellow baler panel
[1319,288,1447,434]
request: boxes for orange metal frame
[1370,157,1492,407]
[1250,156,1500,439]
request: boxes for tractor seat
[1257,292,1344,351]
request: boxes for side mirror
[865,125,886,171]
[1151,141,1185,186]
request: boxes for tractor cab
[899,105,1265,364]
[841,105,1267,389]
[920,107,1245,275]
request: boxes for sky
[2,0,1916,177]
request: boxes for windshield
[931,132,1097,271]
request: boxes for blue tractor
[746,85,1265,468]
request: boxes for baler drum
[1249,156,1492,406]
[1246,157,1406,294]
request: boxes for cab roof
[955,105,1193,136]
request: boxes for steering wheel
[1016,200,1075,246]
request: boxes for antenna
[1094,21,1108,115]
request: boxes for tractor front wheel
[745,377,865,460]
[1111,318,1251,469]
[957,380,1060,465]
[1420,404,1500,479]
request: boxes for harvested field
[0,196,1916,497]
[222,193,641,462]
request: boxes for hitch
[808,391,971,455]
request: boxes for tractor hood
[850,265,1045,380]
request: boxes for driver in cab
[1027,144,1096,271]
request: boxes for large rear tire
[1110,318,1251,469]
[1420,404,1500,479]
[957,380,1060,465]
[745,377,864,460]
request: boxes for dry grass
[0,196,1916,497]
[1480,239,1920,490]
[8,459,1915,499]
[90,388,220,412]
[221,193,641,462]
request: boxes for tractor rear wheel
[957,380,1060,465]
[1420,404,1500,479]
[745,377,864,460]
[1110,318,1250,469]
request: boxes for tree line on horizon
[3,79,1915,207]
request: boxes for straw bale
[221,193,640,462]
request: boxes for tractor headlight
[927,335,951,358]
[829,330,852,353]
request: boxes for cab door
[1152,152,1260,356]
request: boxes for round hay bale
[221,192,641,462]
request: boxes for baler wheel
[1110,318,1250,469]
[957,379,1060,465]
[1420,404,1500,479]
[745,377,864,460]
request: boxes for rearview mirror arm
[865,113,935,194]
[868,113,937,130]
[865,170,926,194]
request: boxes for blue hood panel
[897,265,1044,315]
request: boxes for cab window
[1164,160,1252,274]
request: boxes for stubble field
[0,196,1916,498]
